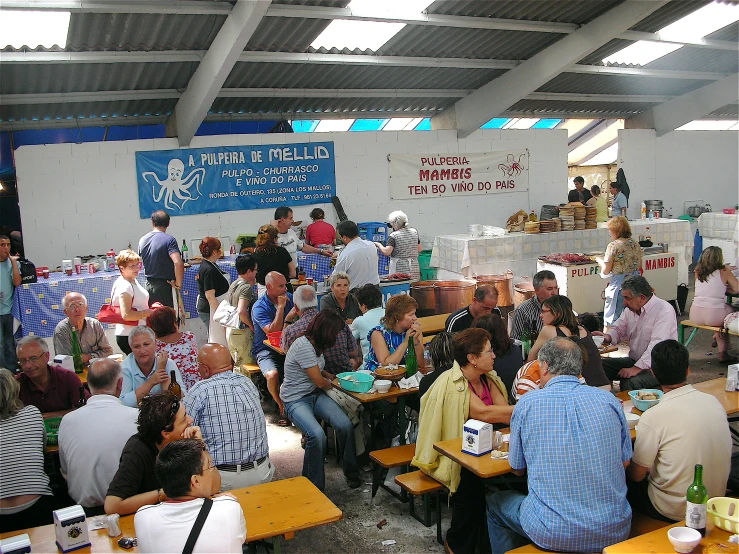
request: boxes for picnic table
[616,377,738,416]
[433,437,513,479]
[263,339,286,356]
[0,477,341,554]
[603,520,732,553]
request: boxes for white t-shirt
[111,276,150,336]
[277,228,303,265]
[58,395,138,507]
[632,385,732,521]
[351,307,385,367]
[135,496,246,554]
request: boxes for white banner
[388,149,529,200]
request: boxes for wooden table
[616,378,739,416]
[419,313,450,336]
[433,437,513,479]
[0,477,341,554]
[263,339,286,356]
[603,520,732,553]
[331,379,418,445]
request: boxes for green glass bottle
[181,239,189,262]
[404,335,418,378]
[71,328,83,374]
[685,464,707,536]
[521,327,532,358]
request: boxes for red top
[305,220,336,247]
[469,376,493,406]
[16,364,89,413]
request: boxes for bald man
[184,343,273,491]
[54,292,113,363]
[250,272,298,421]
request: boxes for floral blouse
[604,238,640,275]
[155,331,200,391]
[365,325,407,372]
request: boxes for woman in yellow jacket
[413,328,513,554]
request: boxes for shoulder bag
[213,279,244,329]
[96,281,138,325]
[182,497,213,554]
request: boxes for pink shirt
[606,295,677,370]
[692,270,727,310]
[469,376,493,406]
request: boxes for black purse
[182,497,213,554]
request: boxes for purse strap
[182,497,213,554]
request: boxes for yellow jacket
[411,362,507,493]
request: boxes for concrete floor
[259,275,737,554]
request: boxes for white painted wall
[618,129,739,218]
[14,128,568,266]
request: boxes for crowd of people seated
[0,210,736,554]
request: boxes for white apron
[207,270,231,347]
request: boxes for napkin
[398,372,422,389]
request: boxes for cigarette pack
[462,419,493,456]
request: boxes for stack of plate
[551,217,562,231]
[585,207,598,229]
[574,206,586,230]
[524,221,540,234]
[540,205,559,220]
[558,207,575,231]
[539,220,556,233]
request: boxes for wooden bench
[395,470,445,544]
[505,513,669,553]
[418,313,451,336]
[369,443,417,500]
[240,363,261,376]
[678,320,739,347]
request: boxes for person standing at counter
[138,210,184,309]
[273,206,332,265]
[196,237,230,346]
[253,225,296,295]
[0,234,21,371]
[332,220,380,290]
[573,176,592,203]
[112,249,151,356]
[596,216,642,327]
[587,185,608,223]
[510,271,559,341]
[610,182,627,218]
[374,210,421,280]
[305,208,336,248]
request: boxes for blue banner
[135,142,335,218]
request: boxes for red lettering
[419,169,429,181]
[440,169,451,180]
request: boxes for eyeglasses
[67,302,86,310]
[481,348,494,356]
[18,355,44,366]
[126,262,143,269]
[168,400,180,420]
[541,309,552,314]
[203,459,217,472]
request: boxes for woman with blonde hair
[320,271,361,323]
[0,368,54,532]
[690,246,739,363]
[196,236,229,345]
[252,224,295,295]
[365,295,427,372]
[596,216,642,326]
[375,210,421,279]
[112,249,151,355]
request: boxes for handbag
[213,299,241,329]
[96,281,138,325]
[182,497,213,554]
[17,258,37,285]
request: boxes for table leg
[272,537,281,554]
[398,397,406,446]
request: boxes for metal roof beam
[626,72,739,136]
[571,137,618,166]
[432,0,671,138]
[165,0,271,147]
[0,89,181,105]
[0,1,233,15]
[528,92,673,103]
[620,30,738,52]
[566,64,725,81]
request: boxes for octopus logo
[141,159,206,211]
[498,154,526,178]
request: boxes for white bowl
[667,527,701,553]
[592,335,604,347]
[375,380,392,393]
[625,412,640,429]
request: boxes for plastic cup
[42,269,49,278]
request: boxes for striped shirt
[509,376,632,552]
[0,405,52,498]
[509,295,543,340]
[184,371,268,465]
[445,306,501,333]
[387,227,420,279]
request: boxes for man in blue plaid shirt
[184,343,273,492]
[486,337,632,553]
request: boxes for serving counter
[430,218,691,284]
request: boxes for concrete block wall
[15,128,568,266]
[618,129,739,218]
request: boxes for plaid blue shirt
[184,372,268,465]
[509,375,632,553]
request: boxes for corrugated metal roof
[537,73,711,97]
[0,62,196,95]
[508,99,652,117]
[710,103,739,117]
[426,0,624,25]
[0,99,176,122]
[646,45,739,73]
[225,62,503,89]
[629,0,713,32]
[209,96,452,115]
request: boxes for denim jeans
[0,314,17,370]
[486,490,531,554]
[284,390,359,491]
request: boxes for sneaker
[346,475,361,489]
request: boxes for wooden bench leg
[678,323,684,344]
[684,328,699,347]
[408,490,437,527]
[436,490,443,545]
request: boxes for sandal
[277,417,291,427]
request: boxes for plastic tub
[707,497,739,533]
[337,371,374,393]
[628,389,663,411]
[357,222,388,245]
[267,331,282,347]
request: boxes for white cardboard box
[53,505,90,552]
[462,419,493,456]
[727,363,739,390]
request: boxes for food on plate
[383,273,412,281]
[540,253,594,264]
[637,391,658,401]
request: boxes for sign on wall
[135,142,336,218]
[388,149,528,200]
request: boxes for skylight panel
[531,119,562,129]
[559,119,594,138]
[481,118,509,129]
[568,120,624,165]
[350,119,388,131]
[676,120,738,131]
[503,118,540,130]
[383,117,422,131]
[314,119,355,133]
[580,143,618,166]
[603,41,682,66]
[291,120,319,133]
[0,10,71,48]
[311,0,433,51]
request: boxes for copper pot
[410,280,439,317]
[434,280,477,314]
[474,270,514,307]
[513,283,535,308]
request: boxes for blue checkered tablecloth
[297,253,390,282]
[11,259,238,338]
